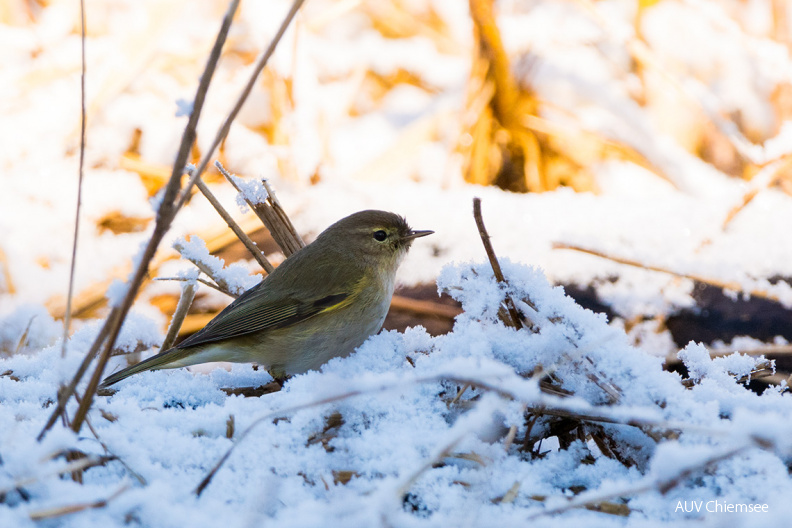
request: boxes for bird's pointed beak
[402,229,434,241]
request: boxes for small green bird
[101,210,432,387]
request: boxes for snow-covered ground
[2,0,792,526]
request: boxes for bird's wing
[175,291,351,349]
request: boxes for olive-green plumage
[100,210,432,387]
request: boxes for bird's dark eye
[373,230,387,242]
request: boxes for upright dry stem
[160,280,197,352]
[216,161,305,256]
[193,177,275,273]
[38,0,243,441]
[61,0,88,359]
[472,197,531,329]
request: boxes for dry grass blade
[60,0,87,361]
[160,280,197,352]
[27,483,130,521]
[38,0,243,442]
[0,455,114,497]
[193,177,275,273]
[216,161,305,256]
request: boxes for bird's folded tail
[100,347,195,387]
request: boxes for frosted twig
[216,161,305,256]
[193,177,275,273]
[173,239,235,297]
[38,0,242,441]
[160,280,197,352]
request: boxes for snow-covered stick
[216,161,305,257]
[172,239,236,297]
[193,177,275,273]
[160,279,197,352]
[37,0,242,442]
[472,197,532,329]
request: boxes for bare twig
[193,177,275,273]
[61,0,88,359]
[38,0,243,441]
[160,280,197,351]
[553,242,783,303]
[472,198,531,329]
[216,161,305,256]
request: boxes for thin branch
[160,280,197,351]
[216,161,305,256]
[193,177,275,273]
[38,0,242,441]
[472,197,531,329]
[172,240,236,297]
[61,0,88,359]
